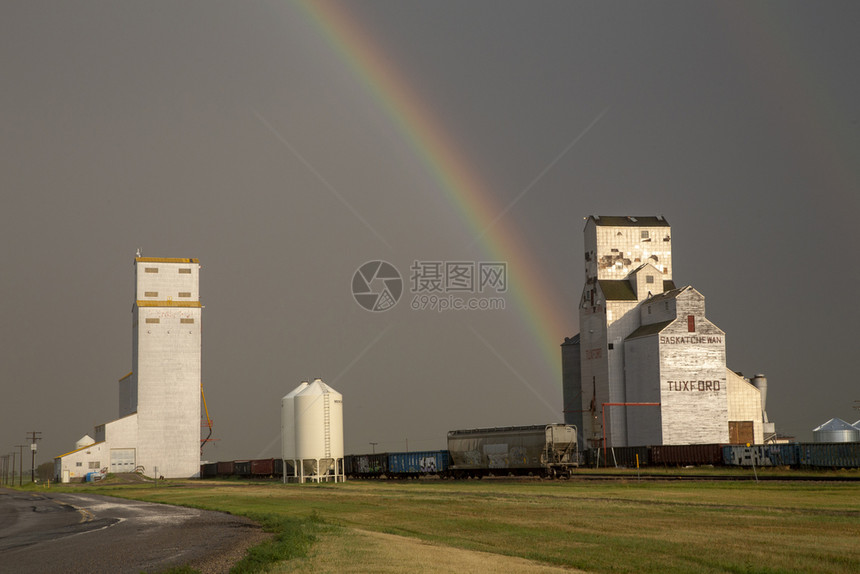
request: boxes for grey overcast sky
[2,1,858,465]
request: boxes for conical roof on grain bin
[812,418,860,443]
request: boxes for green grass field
[49,474,860,573]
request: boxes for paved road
[0,487,262,573]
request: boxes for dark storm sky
[1,1,858,464]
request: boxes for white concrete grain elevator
[56,255,202,479]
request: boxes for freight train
[201,424,860,479]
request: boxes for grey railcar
[447,424,578,478]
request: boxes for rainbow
[298,1,572,390]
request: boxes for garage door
[110,448,136,473]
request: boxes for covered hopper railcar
[447,424,579,478]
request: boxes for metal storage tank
[281,380,309,483]
[750,374,767,411]
[812,418,860,443]
[294,378,344,483]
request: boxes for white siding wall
[624,335,663,446]
[105,413,139,447]
[657,292,728,445]
[629,263,663,302]
[55,442,109,481]
[133,259,201,478]
[726,369,764,444]
[136,261,200,301]
[604,300,639,446]
[641,292,678,326]
[135,305,200,477]
[118,372,136,417]
[579,300,608,449]
[588,222,672,282]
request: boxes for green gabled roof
[647,286,689,304]
[663,280,676,291]
[598,280,637,301]
[626,320,674,340]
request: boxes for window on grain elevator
[687,315,695,332]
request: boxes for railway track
[564,472,860,482]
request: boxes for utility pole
[2,454,11,486]
[15,445,26,486]
[27,432,42,484]
[369,442,378,454]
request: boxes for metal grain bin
[812,418,860,443]
[250,458,275,477]
[798,442,860,468]
[216,461,235,476]
[294,379,344,482]
[282,381,309,467]
[650,444,723,466]
[388,451,450,476]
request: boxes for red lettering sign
[585,348,602,360]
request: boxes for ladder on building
[323,394,331,459]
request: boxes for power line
[14,445,26,486]
[27,432,42,483]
